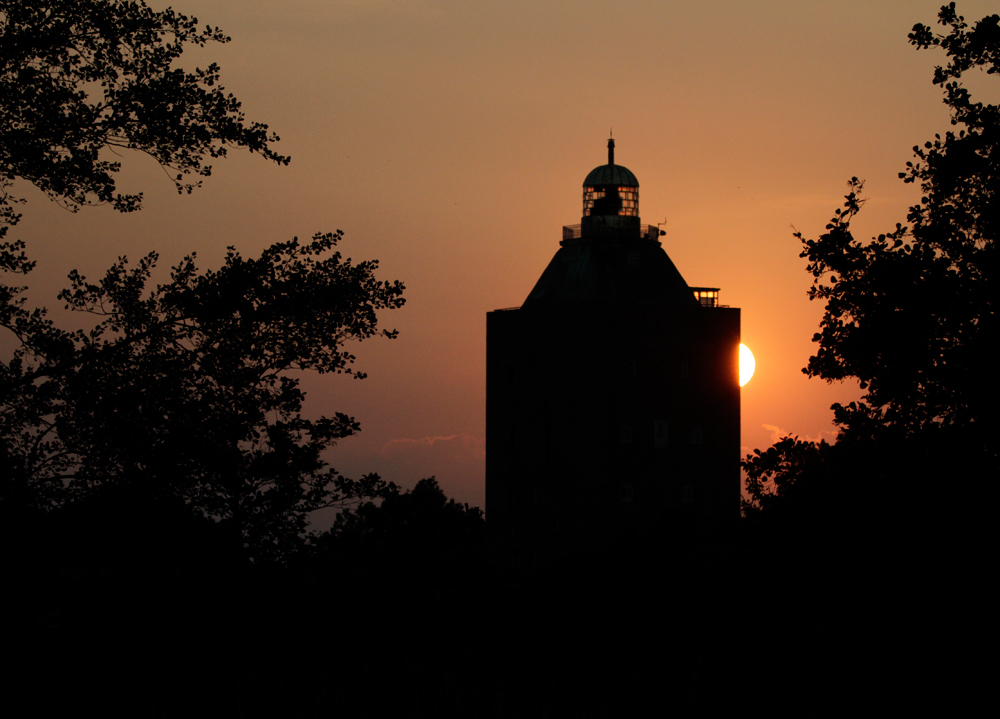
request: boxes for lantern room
[582,138,639,217]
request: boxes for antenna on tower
[656,217,668,237]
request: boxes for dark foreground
[3,496,978,719]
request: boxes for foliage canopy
[0,1,404,562]
[0,0,288,227]
[2,233,405,560]
[745,3,998,515]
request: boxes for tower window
[654,420,668,449]
[622,482,635,503]
[690,425,703,445]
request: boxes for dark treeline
[6,474,913,718]
[5,481,853,718]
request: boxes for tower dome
[582,138,639,217]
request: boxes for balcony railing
[562,224,664,242]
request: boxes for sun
[739,343,755,387]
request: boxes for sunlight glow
[739,343,756,387]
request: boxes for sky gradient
[12,0,1000,519]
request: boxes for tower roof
[583,164,639,187]
[522,240,696,308]
[521,137,694,308]
[583,138,638,187]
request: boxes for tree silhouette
[313,477,486,581]
[802,6,996,452]
[742,437,835,519]
[0,0,288,229]
[3,234,404,560]
[0,1,404,561]
[746,4,998,513]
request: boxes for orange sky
[11,0,1000,519]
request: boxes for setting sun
[739,343,756,387]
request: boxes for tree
[323,477,485,555]
[0,0,288,229]
[803,4,996,447]
[309,477,486,594]
[745,4,998,515]
[741,437,834,519]
[2,234,404,560]
[0,1,404,561]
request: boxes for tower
[486,140,741,566]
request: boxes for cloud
[380,434,485,461]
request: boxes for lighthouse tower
[486,140,741,566]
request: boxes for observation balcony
[562,223,664,243]
[690,288,728,307]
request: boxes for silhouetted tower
[486,139,740,566]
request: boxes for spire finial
[608,136,615,166]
